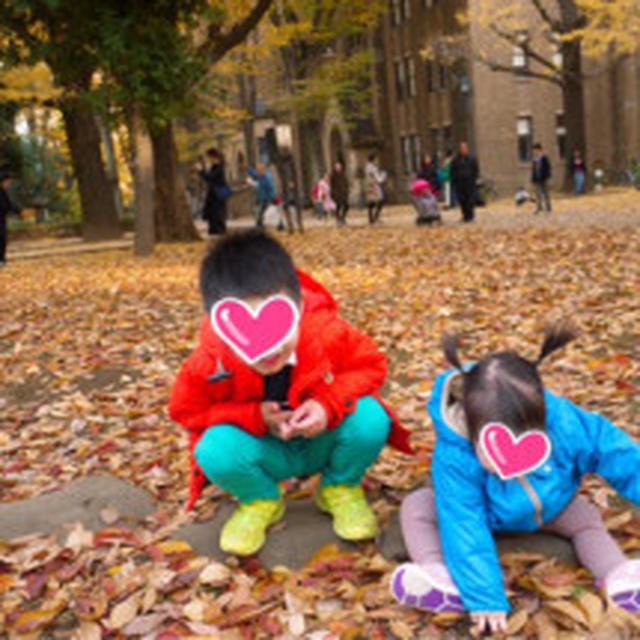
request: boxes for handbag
[215,184,232,200]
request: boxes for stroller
[410,178,442,225]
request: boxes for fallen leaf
[109,593,140,629]
[100,506,120,525]
[199,561,232,586]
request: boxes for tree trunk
[149,121,200,242]
[97,115,125,219]
[607,48,626,172]
[60,97,122,241]
[561,39,587,191]
[126,106,155,256]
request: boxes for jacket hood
[428,368,474,450]
[198,268,338,355]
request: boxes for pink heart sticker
[479,423,551,480]
[211,295,300,365]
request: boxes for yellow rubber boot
[220,497,285,556]
[315,484,378,541]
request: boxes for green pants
[194,395,391,503]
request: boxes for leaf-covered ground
[1,192,640,638]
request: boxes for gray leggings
[400,488,626,579]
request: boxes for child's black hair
[200,230,301,312]
[442,323,577,441]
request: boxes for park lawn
[1,218,639,638]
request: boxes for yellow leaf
[155,540,193,554]
[10,602,65,633]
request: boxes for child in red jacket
[169,231,412,555]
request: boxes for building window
[429,127,439,155]
[390,0,401,25]
[552,44,563,69]
[439,63,448,91]
[394,61,404,100]
[402,0,411,20]
[412,135,422,170]
[443,125,452,154]
[406,56,416,97]
[512,31,529,72]
[402,136,413,174]
[556,113,566,159]
[426,60,434,93]
[517,116,533,161]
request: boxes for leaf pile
[1,198,640,637]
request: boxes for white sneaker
[605,559,640,612]
[390,562,464,613]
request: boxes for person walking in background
[531,143,552,214]
[314,173,335,222]
[282,180,304,234]
[418,153,441,196]
[247,163,276,228]
[572,149,587,194]
[330,161,349,227]
[0,170,19,266]
[441,149,455,209]
[450,142,479,223]
[364,153,387,225]
[198,148,230,236]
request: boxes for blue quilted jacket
[429,369,640,612]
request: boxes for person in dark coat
[329,161,349,226]
[418,153,441,194]
[531,143,552,214]
[450,141,479,223]
[199,148,229,235]
[0,170,19,266]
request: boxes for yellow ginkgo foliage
[574,0,640,55]
[0,62,61,103]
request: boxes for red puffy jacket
[169,269,413,510]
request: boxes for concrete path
[7,190,640,262]
[0,473,588,569]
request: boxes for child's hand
[285,399,328,438]
[261,402,293,437]
[470,612,508,636]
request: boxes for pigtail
[442,333,465,372]
[535,322,578,366]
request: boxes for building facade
[378,0,640,198]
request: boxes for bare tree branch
[489,23,562,78]
[208,0,275,63]
[529,0,563,33]
[477,56,564,86]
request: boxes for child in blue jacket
[391,325,640,635]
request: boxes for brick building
[377,0,640,198]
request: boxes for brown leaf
[109,593,140,629]
[546,599,589,628]
[576,591,604,628]
[99,506,120,525]
[506,609,528,634]
[532,610,559,640]
[71,622,102,640]
[199,561,232,586]
[389,619,415,640]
